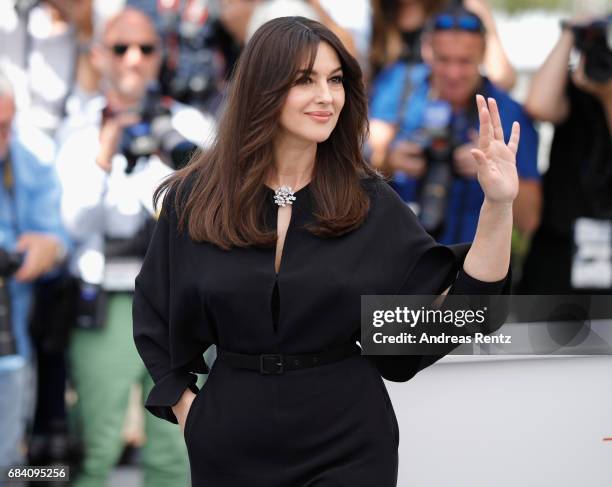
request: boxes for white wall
[388,356,612,486]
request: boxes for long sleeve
[10,126,70,261]
[132,192,210,423]
[17,142,68,251]
[56,126,107,242]
[365,180,512,382]
[371,244,511,382]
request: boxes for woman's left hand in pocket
[172,388,197,434]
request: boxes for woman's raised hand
[470,94,520,206]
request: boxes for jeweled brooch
[273,185,296,207]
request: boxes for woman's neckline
[263,182,312,196]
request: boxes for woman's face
[276,42,345,146]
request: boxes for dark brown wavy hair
[154,16,378,249]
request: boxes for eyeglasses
[109,43,157,57]
[433,14,485,34]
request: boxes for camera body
[412,100,456,237]
[119,83,196,173]
[162,29,219,108]
[0,249,23,356]
[0,248,23,278]
[157,1,221,110]
[569,15,612,83]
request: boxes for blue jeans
[0,355,31,468]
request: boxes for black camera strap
[395,64,415,130]
[2,150,20,238]
[0,152,18,356]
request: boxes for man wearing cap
[369,5,541,245]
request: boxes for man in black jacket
[520,15,612,294]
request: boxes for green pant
[69,294,189,487]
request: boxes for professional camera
[414,100,456,237]
[0,248,23,277]
[0,249,23,356]
[567,15,612,82]
[119,82,197,173]
[157,1,222,110]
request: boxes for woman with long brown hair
[133,16,519,486]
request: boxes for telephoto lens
[418,100,455,236]
[0,249,23,356]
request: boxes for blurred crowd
[0,0,609,485]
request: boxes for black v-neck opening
[270,279,280,334]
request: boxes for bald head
[93,8,162,105]
[101,7,159,46]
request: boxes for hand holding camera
[562,15,611,84]
[452,130,479,178]
[99,83,197,174]
[387,140,427,178]
[97,110,140,173]
[14,233,64,282]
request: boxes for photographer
[369,0,516,87]
[55,8,215,486]
[520,14,612,294]
[369,5,541,244]
[0,71,67,468]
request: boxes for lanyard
[1,151,20,239]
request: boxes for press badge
[571,217,612,289]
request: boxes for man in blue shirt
[0,72,67,467]
[369,6,541,245]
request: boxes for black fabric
[133,177,510,486]
[29,271,79,353]
[539,78,612,235]
[399,28,424,64]
[370,242,510,383]
[520,78,612,294]
[217,342,361,373]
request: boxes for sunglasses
[109,43,157,56]
[433,14,485,34]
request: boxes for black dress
[133,177,509,486]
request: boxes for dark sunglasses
[109,43,157,56]
[433,14,485,34]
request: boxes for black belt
[217,342,361,375]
